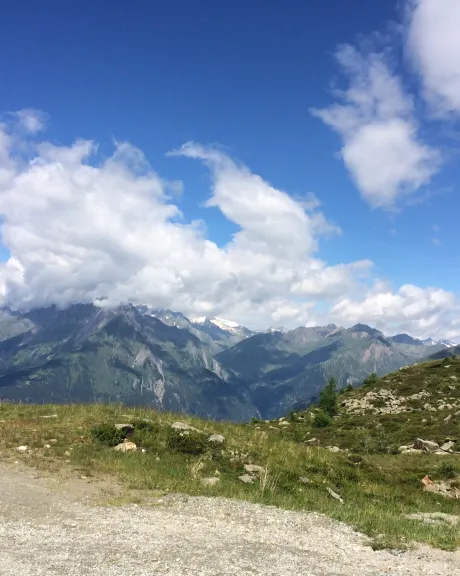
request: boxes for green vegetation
[318,377,338,417]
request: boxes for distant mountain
[425,345,460,360]
[0,304,257,421]
[0,304,453,420]
[389,333,424,346]
[217,323,448,418]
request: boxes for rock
[113,441,137,452]
[201,477,220,487]
[278,417,285,422]
[326,446,341,453]
[422,475,460,499]
[48,439,58,444]
[64,451,71,457]
[434,450,450,456]
[444,414,452,423]
[16,445,28,452]
[238,474,255,484]
[441,441,455,452]
[278,421,290,427]
[413,438,440,452]
[39,414,58,419]
[170,422,202,433]
[406,512,459,527]
[450,375,458,382]
[244,464,265,475]
[114,423,134,434]
[298,477,310,484]
[44,444,51,449]
[208,434,225,444]
[326,487,344,504]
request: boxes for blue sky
[0,0,458,339]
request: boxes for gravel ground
[0,463,459,576]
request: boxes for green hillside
[1,357,460,552]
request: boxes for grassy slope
[1,356,460,552]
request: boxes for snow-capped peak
[422,337,458,347]
[189,315,240,332]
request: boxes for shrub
[166,431,208,455]
[91,423,125,447]
[346,383,354,392]
[313,410,332,428]
[363,372,379,388]
[437,461,458,480]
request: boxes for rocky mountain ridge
[0,303,456,420]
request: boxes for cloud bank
[0,114,458,340]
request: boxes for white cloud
[0,116,370,329]
[312,45,440,208]
[407,0,460,116]
[0,111,457,338]
[331,282,460,340]
[13,109,47,133]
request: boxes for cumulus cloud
[331,282,460,340]
[312,45,440,208]
[0,113,372,329]
[407,0,460,116]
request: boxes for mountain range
[0,304,457,421]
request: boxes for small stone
[39,414,58,419]
[113,441,137,452]
[326,487,344,504]
[326,446,341,453]
[278,421,290,427]
[16,445,28,452]
[201,477,220,487]
[238,474,255,484]
[114,423,134,434]
[141,448,147,453]
[304,438,318,445]
[299,477,310,484]
[64,451,71,457]
[48,439,58,444]
[244,464,265,475]
[444,414,452,423]
[44,444,51,449]
[208,434,225,444]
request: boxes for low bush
[91,423,125,447]
[313,410,332,428]
[166,431,208,455]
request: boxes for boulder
[440,441,455,452]
[238,474,255,484]
[113,441,137,452]
[170,422,202,433]
[208,434,225,444]
[413,438,440,452]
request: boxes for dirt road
[0,463,458,575]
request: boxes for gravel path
[0,463,458,575]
